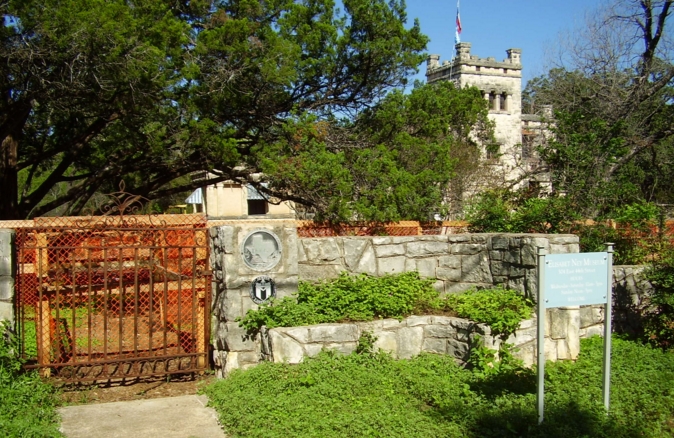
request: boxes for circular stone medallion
[250,276,276,304]
[240,229,282,271]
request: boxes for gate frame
[12,214,211,382]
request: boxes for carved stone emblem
[240,230,282,271]
[250,276,276,304]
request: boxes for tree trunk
[0,131,20,220]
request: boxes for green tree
[257,81,492,222]
[3,0,477,221]
[522,0,674,217]
[1,0,191,219]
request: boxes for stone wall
[210,229,581,376]
[0,229,14,324]
[575,265,655,343]
[297,234,579,300]
[263,309,582,369]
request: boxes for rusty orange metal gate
[14,215,211,382]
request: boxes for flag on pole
[455,0,462,45]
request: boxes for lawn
[205,336,674,438]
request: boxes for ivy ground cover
[205,336,674,438]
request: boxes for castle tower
[426,43,526,185]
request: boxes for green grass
[205,336,674,438]
[1,323,63,437]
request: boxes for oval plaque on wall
[240,229,282,271]
[250,276,276,304]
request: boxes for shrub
[446,287,535,338]
[238,272,440,331]
[466,190,577,234]
[643,247,674,349]
[465,190,513,233]
[573,215,658,266]
[0,323,63,437]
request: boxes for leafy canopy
[1,0,491,221]
[522,0,674,218]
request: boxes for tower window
[522,134,535,159]
[487,144,500,160]
[489,92,497,111]
[500,93,508,111]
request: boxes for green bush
[205,336,674,438]
[238,274,535,341]
[466,190,577,234]
[574,222,652,265]
[643,248,674,349]
[0,323,63,437]
[237,272,440,331]
[446,287,535,337]
[466,193,664,265]
[465,190,513,233]
[613,201,658,226]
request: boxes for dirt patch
[58,372,217,405]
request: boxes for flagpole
[452,0,462,83]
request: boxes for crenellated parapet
[426,43,522,83]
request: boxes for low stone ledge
[245,313,584,375]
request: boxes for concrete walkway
[58,395,227,438]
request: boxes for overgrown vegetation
[446,288,535,337]
[205,336,674,438]
[238,272,534,339]
[237,272,440,331]
[465,190,667,265]
[644,247,674,350]
[465,190,578,234]
[0,324,62,437]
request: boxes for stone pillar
[426,54,440,70]
[210,222,299,377]
[493,94,501,111]
[506,48,522,65]
[0,229,15,325]
[456,42,471,60]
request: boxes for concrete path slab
[58,395,226,438]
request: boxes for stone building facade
[426,42,550,195]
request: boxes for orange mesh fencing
[296,220,470,237]
[14,214,210,381]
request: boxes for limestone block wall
[297,234,580,300]
[575,266,654,342]
[611,265,653,334]
[210,230,584,376]
[263,309,582,369]
[0,229,14,324]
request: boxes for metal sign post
[536,247,547,425]
[602,243,614,411]
[537,245,613,423]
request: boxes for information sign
[543,252,608,308]
[537,247,614,425]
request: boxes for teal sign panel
[544,253,608,308]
